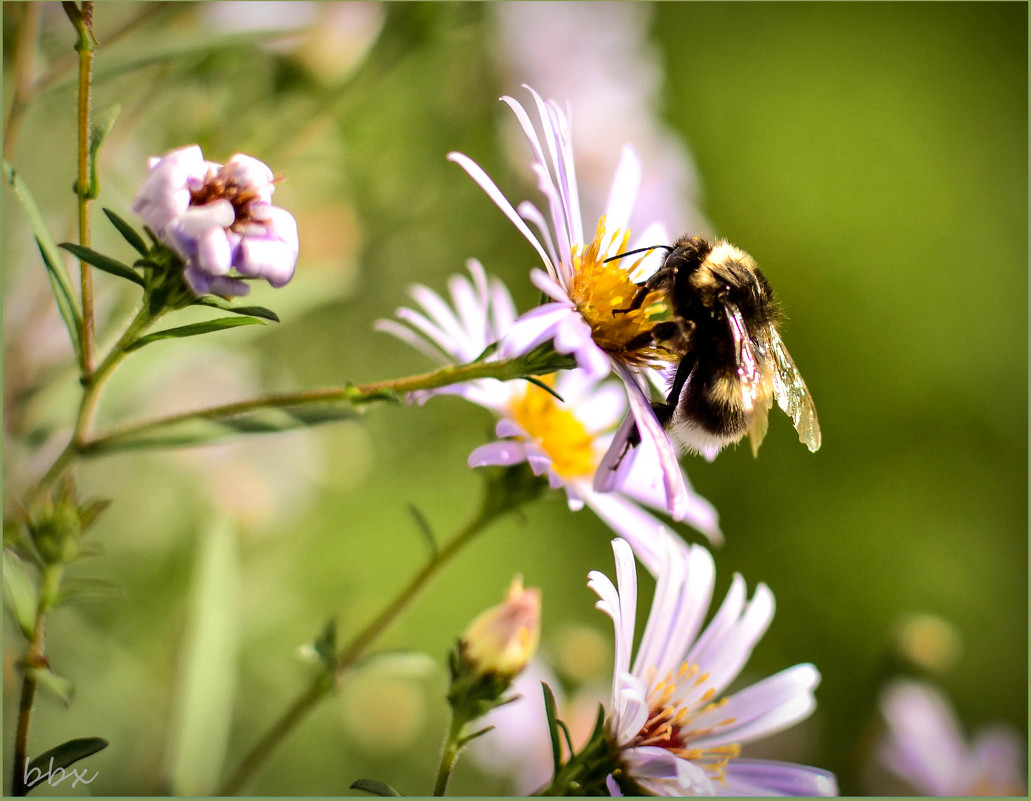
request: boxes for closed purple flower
[132,145,298,297]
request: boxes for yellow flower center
[567,217,677,368]
[508,381,597,479]
[630,661,741,785]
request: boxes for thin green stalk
[12,12,97,782]
[80,352,572,457]
[74,305,156,441]
[68,1,98,375]
[432,714,466,796]
[217,483,528,796]
[10,563,65,797]
[27,305,157,506]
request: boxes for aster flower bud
[460,576,541,678]
[132,145,299,297]
[435,578,543,796]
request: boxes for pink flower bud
[461,577,541,678]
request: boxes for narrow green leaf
[556,719,575,760]
[89,105,120,161]
[3,550,37,639]
[74,105,120,199]
[194,296,280,322]
[3,161,83,360]
[350,778,403,797]
[58,577,123,606]
[78,499,112,532]
[58,242,145,287]
[103,208,148,256]
[166,520,240,795]
[24,737,108,790]
[589,702,606,741]
[472,340,500,362]
[313,618,338,664]
[126,316,264,352]
[351,650,437,677]
[29,666,74,705]
[406,503,437,557]
[522,376,565,402]
[457,725,495,748]
[541,682,562,778]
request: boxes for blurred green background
[3,2,1026,796]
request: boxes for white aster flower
[590,538,837,796]
[132,145,299,297]
[448,86,697,522]
[377,260,722,567]
[877,678,1026,797]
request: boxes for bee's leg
[612,284,651,315]
[622,330,656,352]
[652,351,697,430]
[621,320,682,354]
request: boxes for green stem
[432,713,466,796]
[216,474,535,796]
[27,305,157,505]
[65,1,98,376]
[80,351,572,457]
[74,305,155,438]
[10,563,65,796]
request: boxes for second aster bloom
[876,679,1026,796]
[132,145,298,297]
[590,538,837,796]
[377,260,723,571]
[448,87,696,522]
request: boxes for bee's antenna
[603,244,672,264]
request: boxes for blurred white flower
[377,260,723,570]
[133,145,298,296]
[200,2,385,84]
[877,679,1026,797]
[449,87,700,523]
[491,2,708,236]
[591,537,837,796]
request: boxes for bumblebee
[613,234,820,457]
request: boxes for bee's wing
[726,303,775,456]
[726,302,772,414]
[765,327,822,452]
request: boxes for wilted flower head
[461,576,541,679]
[590,538,836,796]
[877,679,1026,797]
[132,145,298,297]
[378,260,722,571]
[448,86,697,523]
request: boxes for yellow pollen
[567,217,676,367]
[632,660,742,784]
[507,380,597,479]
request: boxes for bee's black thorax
[633,236,784,446]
